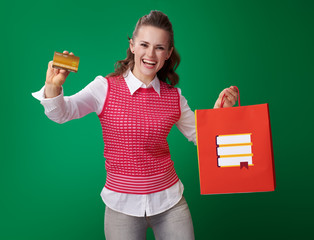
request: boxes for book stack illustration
[216,133,253,169]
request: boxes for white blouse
[32,70,196,217]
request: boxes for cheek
[160,54,169,67]
[134,49,144,60]
[134,52,141,64]
[157,52,168,62]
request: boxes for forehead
[135,25,170,45]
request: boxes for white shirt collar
[124,70,161,96]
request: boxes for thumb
[46,61,55,83]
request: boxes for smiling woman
[32,9,238,240]
[129,26,173,85]
[107,10,180,86]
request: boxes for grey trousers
[104,196,195,240]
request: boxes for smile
[142,59,157,65]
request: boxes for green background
[1,0,313,239]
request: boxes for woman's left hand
[213,86,238,109]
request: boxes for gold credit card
[52,52,80,72]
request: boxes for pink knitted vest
[98,75,181,194]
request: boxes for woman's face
[130,25,173,83]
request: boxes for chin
[140,68,157,79]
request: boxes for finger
[46,61,55,82]
[229,86,239,101]
[223,98,233,108]
[223,89,233,100]
[226,87,238,99]
[69,52,74,55]
[219,88,228,98]
[226,96,236,105]
[47,61,54,72]
[225,89,238,102]
[230,86,238,91]
[63,50,69,55]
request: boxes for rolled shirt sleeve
[31,76,108,124]
[175,88,196,145]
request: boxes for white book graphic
[217,145,252,156]
[218,156,253,167]
[216,133,253,168]
[217,134,251,145]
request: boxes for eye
[156,46,165,50]
[140,43,148,48]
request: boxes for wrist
[44,83,62,98]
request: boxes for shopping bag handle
[220,86,240,108]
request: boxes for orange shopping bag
[195,88,276,194]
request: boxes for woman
[33,10,238,240]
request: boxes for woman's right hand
[45,50,74,98]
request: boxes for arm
[175,86,239,145]
[32,77,108,123]
[32,50,107,123]
[175,89,197,145]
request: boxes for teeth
[143,59,157,65]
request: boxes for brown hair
[107,10,180,86]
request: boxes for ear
[129,39,134,53]
[167,47,174,60]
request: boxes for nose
[146,46,156,58]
